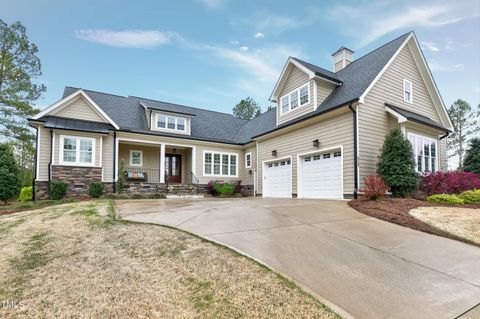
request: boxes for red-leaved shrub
[360,175,389,200]
[419,171,480,196]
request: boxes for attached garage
[263,158,292,198]
[298,149,343,199]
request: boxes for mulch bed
[348,197,480,245]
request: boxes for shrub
[0,143,21,204]
[18,186,33,202]
[234,180,242,194]
[427,194,464,205]
[116,160,125,193]
[206,180,240,196]
[419,171,480,195]
[148,193,166,199]
[377,128,418,197]
[214,182,236,196]
[48,182,69,200]
[458,189,480,204]
[88,182,103,198]
[206,180,220,196]
[464,138,480,175]
[360,176,389,200]
[130,193,144,199]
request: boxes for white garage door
[263,159,291,198]
[299,150,342,199]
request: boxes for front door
[165,154,181,183]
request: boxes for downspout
[439,131,449,140]
[349,104,359,199]
[48,129,53,183]
[113,132,117,193]
[30,124,38,201]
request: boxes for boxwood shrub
[427,194,464,205]
[458,189,480,204]
[49,182,69,200]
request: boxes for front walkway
[116,198,480,319]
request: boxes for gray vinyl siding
[257,109,354,196]
[277,66,314,125]
[359,44,448,184]
[51,96,107,123]
[37,125,51,181]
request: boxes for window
[323,153,331,159]
[403,79,413,103]
[204,151,238,177]
[155,113,187,132]
[334,151,342,157]
[304,157,311,162]
[280,84,309,114]
[130,150,143,167]
[408,133,437,172]
[313,155,320,160]
[60,135,95,166]
[245,152,252,168]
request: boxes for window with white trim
[408,133,437,172]
[280,83,309,115]
[60,135,95,166]
[403,79,413,103]
[245,152,252,168]
[155,113,187,132]
[130,150,143,167]
[204,151,238,177]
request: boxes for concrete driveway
[116,198,480,319]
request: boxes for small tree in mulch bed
[0,143,21,204]
[377,128,418,197]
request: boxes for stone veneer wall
[52,165,102,197]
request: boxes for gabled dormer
[140,102,194,136]
[270,57,343,126]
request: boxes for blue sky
[2,0,479,114]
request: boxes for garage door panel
[299,151,342,199]
[264,160,291,198]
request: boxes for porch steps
[166,184,204,196]
[166,194,204,199]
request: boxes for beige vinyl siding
[277,66,314,125]
[102,133,114,182]
[52,130,102,167]
[316,79,336,106]
[257,109,354,195]
[119,143,161,183]
[37,125,51,181]
[439,138,447,171]
[115,131,251,185]
[242,145,256,185]
[359,44,448,183]
[51,96,107,123]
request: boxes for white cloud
[237,12,306,35]
[229,40,239,45]
[239,46,249,51]
[75,29,173,48]
[254,32,264,39]
[421,41,440,52]
[327,1,478,46]
[198,0,224,9]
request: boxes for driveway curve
[116,198,480,319]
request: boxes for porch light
[272,150,277,157]
[313,139,320,147]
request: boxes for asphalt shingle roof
[385,103,450,132]
[56,32,414,144]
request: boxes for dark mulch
[348,197,480,246]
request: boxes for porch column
[191,146,196,176]
[160,143,166,183]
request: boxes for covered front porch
[116,139,197,185]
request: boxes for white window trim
[129,150,143,167]
[203,150,239,178]
[59,135,96,167]
[245,152,252,168]
[403,79,413,104]
[280,83,310,115]
[154,113,187,132]
[407,133,438,173]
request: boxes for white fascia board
[32,89,120,130]
[385,105,408,123]
[269,57,315,102]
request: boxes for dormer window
[403,79,413,103]
[280,83,310,115]
[155,113,187,132]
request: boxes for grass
[0,198,76,215]
[0,200,339,318]
[409,206,480,245]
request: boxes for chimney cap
[331,46,355,56]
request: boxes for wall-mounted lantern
[313,139,320,148]
[272,150,277,157]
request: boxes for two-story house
[29,31,453,199]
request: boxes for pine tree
[463,138,480,175]
[0,143,21,203]
[232,97,262,120]
[377,128,418,197]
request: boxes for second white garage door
[299,150,343,199]
[263,159,291,198]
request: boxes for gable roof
[385,103,451,133]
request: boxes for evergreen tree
[463,138,480,175]
[232,97,262,120]
[0,143,21,203]
[377,128,418,197]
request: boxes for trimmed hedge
[427,194,464,205]
[458,189,480,204]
